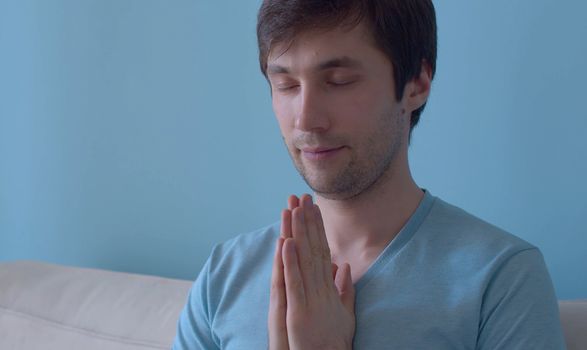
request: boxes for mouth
[299,146,346,161]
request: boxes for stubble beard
[288,111,406,201]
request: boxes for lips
[300,146,345,160]
[301,146,344,153]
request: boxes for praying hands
[268,194,356,350]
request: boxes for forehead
[267,22,386,73]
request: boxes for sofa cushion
[559,299,587,350]
[0,260,192,350]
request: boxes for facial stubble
[286,109,406,201]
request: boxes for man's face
[267,22,411,200]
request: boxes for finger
[287,195,299,211]
[281,209,292,239]
[269,238,289,349]
[291,205,314,299]
[331,263,338,281]
[335,263,356,315]
[314,204,333,285]
[300,195,326,293]
[282,237,306,310]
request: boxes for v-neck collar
[353,189,436,292]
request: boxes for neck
[315,154,424,261]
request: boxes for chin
[312,187,364,201]
[304,177,363,201]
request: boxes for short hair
[257,0,437,135]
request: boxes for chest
[210,275,482,350]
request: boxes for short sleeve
[476,248,566,349]
[172,255,219,350]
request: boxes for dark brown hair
[257,0,437,134]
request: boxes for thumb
[335,263,355,315]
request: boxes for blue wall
[1,1,585,299]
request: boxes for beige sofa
[0,261,585,349]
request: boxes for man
[174,1,566,349]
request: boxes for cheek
[272,98,294,136]
[334,89,387,128]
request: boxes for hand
[268,194,356,350]
[268,195,300,350]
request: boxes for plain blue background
[1,1,585,299]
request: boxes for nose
[294,85,330,132]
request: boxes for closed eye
[327,80,355,87]
[275,84,299,91]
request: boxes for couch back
[0,261,191,349]
[0,261,585,349]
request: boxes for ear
[404,60,432,113]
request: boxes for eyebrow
[266,56,363,75]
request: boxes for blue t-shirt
[173,191,566,349]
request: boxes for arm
[477,248,566,349]
[172,257,219,350]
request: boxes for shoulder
[422,196,535,253]
[412,195,542,277]
[212,221,280,257]
[206,221,281,275]
[191,221,280,309]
